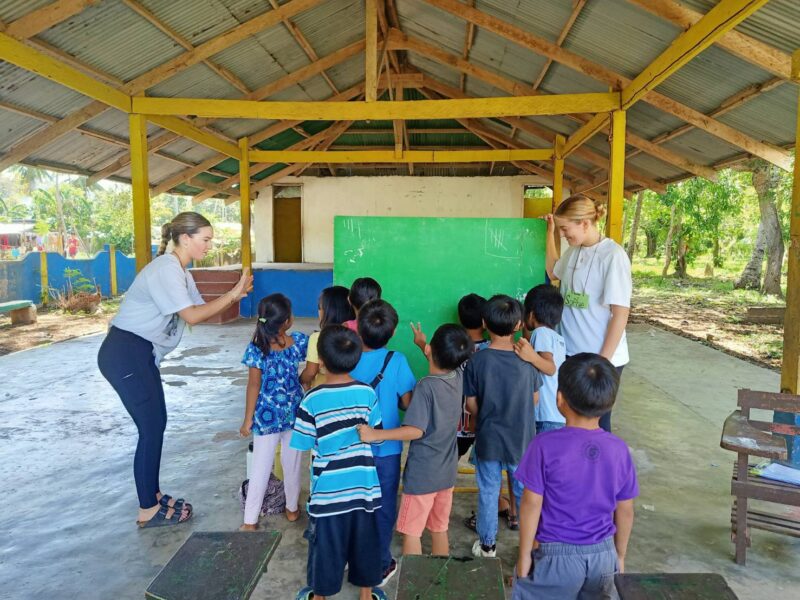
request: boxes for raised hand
[410,321,427,349]
[231,267,254,300]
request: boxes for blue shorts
[305,510,382,595]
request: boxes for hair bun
[593,200,608,221]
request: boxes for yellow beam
[39,251,48,305]
[109,244,118,296]
[248,148,554,163]
[606,110,626,242]
[0,32,130,112]
[564,113,609,157]
[365,0,378,102]
[553,134,565,207]
[146,115,240,159]
[132,92,620,121]
[781,49,800,394]
[239,138,253,271]
[130,114,152,272]
[621,0,771,109]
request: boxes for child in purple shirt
[513,353,638,600]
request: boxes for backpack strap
[369,351,395,389]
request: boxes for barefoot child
[514,353,637,599]
[291,326,387,600]
[359,324,473,556]
[240,293,308,530]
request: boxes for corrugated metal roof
[0,0,796,197]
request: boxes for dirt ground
[631,283,783,372]
[0,301,117,356]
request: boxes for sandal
[138,498,192,528]
[159,494,193,515]
[463,511,477,531]
[286,508,301,522]
[506,512,519,531]
[295,587,386,600]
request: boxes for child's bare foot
[285,508,301,522]
[239,523,259,531]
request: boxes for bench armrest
[720,410,787,460]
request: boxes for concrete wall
[253,175,552,264]
[0,246,136,305]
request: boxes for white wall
[254,175,554,264]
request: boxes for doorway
[273,185,302,263]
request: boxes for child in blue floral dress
[240,293,309,530]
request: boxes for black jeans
[598,365,626,433]
[98,326,166,509]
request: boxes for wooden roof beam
[396,33,714,181]
[0,0,325,173]
[420,0,792,170]
[2,1,100,39]
[121,0,250,94]
[625,0,792,80]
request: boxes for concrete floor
[1,320,798,599]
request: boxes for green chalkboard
[333,216,547,378]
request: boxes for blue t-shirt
[290,382,383,517]
[242,331,309,435]
[531,327,567,424]
[350,348,416,457]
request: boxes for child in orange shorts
[359,324,473,555]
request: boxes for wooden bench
[0,300,37,325]
[396,555,504,599]
[720,389,800,564]
[145,531,281,600]
[615,573,738,599]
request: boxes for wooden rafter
[625,0,791,80]
[0,0,325,173]
[1,1,100,39]
[366,0,379,102]
[121,0,250,94]
[393,33,713,182]
[420,0,792,170]
[265,0,338,94]
[459,0,476,91]
[533,0,587,91]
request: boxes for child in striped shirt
[291,325,387,600]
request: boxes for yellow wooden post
[39,250,48,305]
[130,113,151,272]
[553,134,565,208]
[782,50,800,396]
[109,244,118,296]
[606,110,626,242]
[365,0,378,102]
[239,137,252,272]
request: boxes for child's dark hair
[318,325,362,374]
[319,285,354,328]
[358,299,398,349]
[558,353,619,417]
[348,277,382,311]
[457,293,487,330]
[430,324,474,371]
[253,293,292,353]
[482,294,523,336]
[524,284,564,329]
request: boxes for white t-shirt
[553,238,631,367]
[111,253,205,363]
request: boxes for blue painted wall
[243,268,333,319]
[0,246,136,305]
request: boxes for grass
[630,255,785,369]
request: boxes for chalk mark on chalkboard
[484,221,522,260]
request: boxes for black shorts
[457,435,475,459]
[305,510,382,595]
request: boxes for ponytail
[554,194,606,224]
[157,222,172,256]
[253,293,292,354]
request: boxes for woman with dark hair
[300,285,355,389]
[97,211,252,528]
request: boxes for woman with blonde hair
[543,194,631,432]
[97,211,252,527]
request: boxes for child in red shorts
[359,324,473,555]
